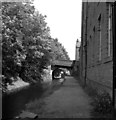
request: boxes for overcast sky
[33,0,82,60]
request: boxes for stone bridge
[51,60,74,75]
[42,60,79,83]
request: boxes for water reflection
[2,83,43,119]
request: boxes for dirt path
[35,76,92,118]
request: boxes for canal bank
[17,80,63,119]
[2,79,52,120]
[23,76,92,118]
[2,76,30,94]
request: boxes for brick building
[80,1,116,96]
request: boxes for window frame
[98,14,102,61]
[108,3,112,57]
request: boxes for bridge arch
[51,60,74,78]
[52,67,64,80]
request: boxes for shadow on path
[25,76,92,118]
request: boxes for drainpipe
[84,1,88,87]
[112,1,116,116]
[80,3,83,82]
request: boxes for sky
[33,0,82,60]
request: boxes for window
[108,3,112,57]
[93,26,95,64]
[98,14,101,61]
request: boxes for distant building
[80,2,115,96]
[75,39,81,61]
[72,39,81,75]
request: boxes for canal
[2,83,44,119]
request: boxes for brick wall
[80,2,113,96]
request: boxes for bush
[92,91,113,115]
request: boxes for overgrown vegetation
[91,91,113,118]
[84,86,113,118]
[1,1,70,91]
[74,76,113,118]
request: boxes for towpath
[36,76,92,118]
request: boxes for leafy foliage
[2,1,70,87]
[2,2,50,84]
[50,38,70,61]
[92,91,112,114]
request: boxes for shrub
[92,91,113,115]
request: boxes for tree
[2,2,52,85]
[2,1,70,87]
[49,38,70,61]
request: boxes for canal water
[2,83,44,119]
